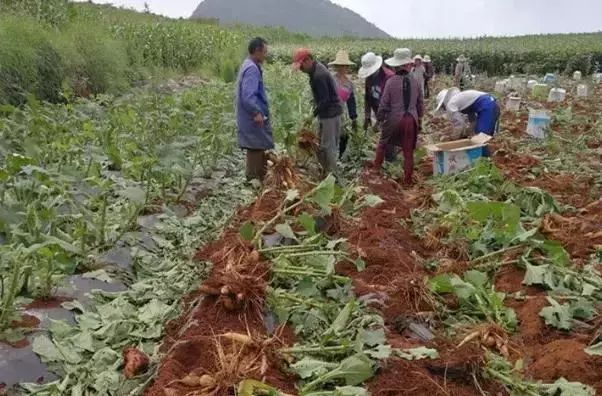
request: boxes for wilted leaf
[366,344,392,359]
[298,212,317,235]
[361,194,384,208]
[394,347,439,360]
[464,270,488,288]
[240,222,254,241]
[539,297,573,331]
[585,342,602,356]
[33,335,81,364]
[523,263,552,287]
[82,269,113,283]
[291,357,336,379]
[360,329,386,347]
[286,189,300,202]
[543,378,595,396]
[333,386,369,396]
[275,223,297,241]
[308,175,336,214]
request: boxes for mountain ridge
[191,0,390,39]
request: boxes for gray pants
[318,115,341,175]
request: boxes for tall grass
[52,23,130,97]
[0,17,63,105]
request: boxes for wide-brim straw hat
[436,87,461,111]
[328,50,355,67]
[385,48,413,68]
[457,54,468,62]
[358,52,383,79]
[414,54,423,62]
[424,55,432,63]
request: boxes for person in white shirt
[436,88,500,156]
[412,55,426,96]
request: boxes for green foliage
[270,32,602,75]
[0,17,64,105]
[486,353,595,396]
[429,270,518,331]
[52,23,130,96]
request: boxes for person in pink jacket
[369,48,424,186]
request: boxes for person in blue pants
[436,88,500,156]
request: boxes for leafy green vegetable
[300,354,374,392]
[539,297,574,331]
[394,347,439,360]
[240,221,255,241]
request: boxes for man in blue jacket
[236,37,274,182]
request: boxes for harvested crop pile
[145,190,297,396]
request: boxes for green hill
[191,0,390,39]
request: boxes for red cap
[292,48,312,70]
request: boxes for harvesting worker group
[235,37,501,185]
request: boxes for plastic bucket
[527,109,551,139]
[573,71,582,81]
[495,80,507,93]
[547,88,566,102]
[594,73,602,84]
[577,84,588,97]
[543,73,556,84]
[532,84,550,99]
[505,97,521,111]
[527,80,538,90]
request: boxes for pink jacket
[376,73,424,131]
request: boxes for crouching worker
[235,37,273,181]
[436,88,500,156]
[369,48,423,186]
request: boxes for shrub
[0,17,64,105]
[52,23,130,97]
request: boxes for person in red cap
[292,48,343,177]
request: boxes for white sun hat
[328,50,355,67]
[424,55,432,63]
[457,54,468,62]
[435,87,461,111]
[385,48,413,68]
[414,54,424,61]
[358,52,383,79]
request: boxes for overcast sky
[75,0,602,38]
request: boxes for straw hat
[414,54,423,62]
[385,48,413,68]
[423,55,432,63]
[328,50,355,67]
[435,87,461,111]
[457,54,468,62]
[358,52,383,79]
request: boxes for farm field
[0,2,602,396]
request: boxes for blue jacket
[235,58,274,150]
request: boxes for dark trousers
[397,114,418,184]
[246,149,267,181]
